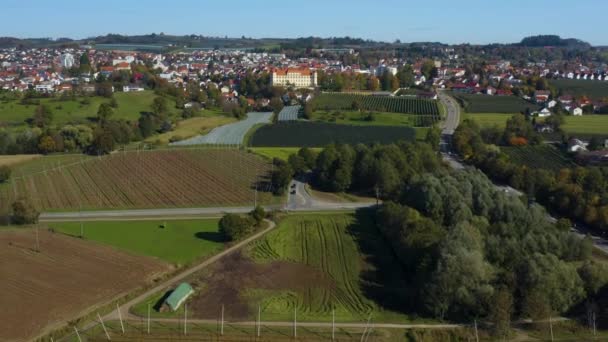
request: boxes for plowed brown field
[0,148,273,213]
[0,229,170,341]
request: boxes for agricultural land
[312,93,440,116]
[0,149,275,214]
[452,93,540,113]
[501,144,574,171]
[0,90,179,127]
[0,228,170,342]
[51,219,224,265]
[250,122,419,147]
[133,212,415,324]
[145,111,236,145]
[549,79,608,99]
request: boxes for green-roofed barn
[164,283,194,311]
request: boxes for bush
[0,166,11,183]
[219,213,254,241]
[12,198,40,225]
[249,205,266,226]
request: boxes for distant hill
[518,35,591,48]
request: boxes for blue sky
[1,0,607,45]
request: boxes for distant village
[1,46,608,116]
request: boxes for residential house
[570,107,583,116]
[534,90,550,103]
[123,84,144,92]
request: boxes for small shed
[164,283,194,311]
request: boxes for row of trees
[454,119,608,232]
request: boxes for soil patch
[0,229,170,341]
[188,252,334,320]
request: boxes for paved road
[438,90,460,136]
[169,112,272,146]
[285,175,376,212]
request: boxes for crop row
[313,93,440,116]
[501,145,574,171]
[251,122,417,147]
[0,149,273,211]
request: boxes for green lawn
[50,219,224,265]
[462,112,512,128]
[250,147,321,161]
[0,91,178,126]
[563,115,608,136]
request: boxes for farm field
[146,112,236,145]
[462,112,511,128]
[0,228,170,342]
[250,147,322,161]
[51,219,224,265]
[312,93,440,117]
[313,110,435,127]
[0,91,178,126]
[250,122,418,147]
[0,154,41,167]
[170,112,273,146]
[562,115,608,136]
[549,79,608,99]
[501,144,574,171]
[135,212,414,323]
[278,105,301,121]
[0,149,275,214]
[451,93,540,113]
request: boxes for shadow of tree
[194,231,226,243]
[348,208,419,315]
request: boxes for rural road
[438,90,460,136]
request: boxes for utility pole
[474,319,479,342]
[35,226,40,252]
[549,316,554,342]
[257,304,261,337]
[147,303,151,334]
[98,313,111,341]
[293,307,297,338]
[593,311,597,337]
[332,309,335,341]
[220,304,224,336]
[184,303,188,335]
[117,303,125,334]
[73,326,82,342]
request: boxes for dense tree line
[280,142,605,337]
[454,119,608,233]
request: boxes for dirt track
[0,229,170,342]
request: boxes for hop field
[501,144,574,171]
[452,93,540,113]
[250,122,417,147]
[0,148,274,214]
[312,93,440,126]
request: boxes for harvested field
[0,149,274,213]
[0,154,41,167]
[0,228,170,341]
